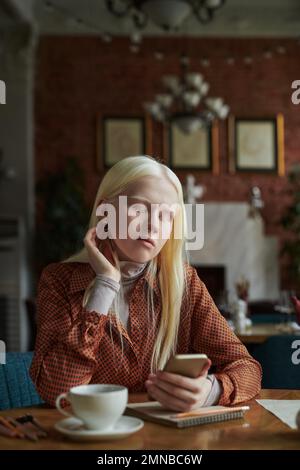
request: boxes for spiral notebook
[125,401,250,428]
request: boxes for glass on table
[275,290,296,332]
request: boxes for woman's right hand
[84,227,121,283]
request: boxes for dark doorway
[192,265,225,305]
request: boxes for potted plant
[34,157,89,280]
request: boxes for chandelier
[144,55,229,134]
[105,0,226,31]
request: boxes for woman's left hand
[145,360,212,412]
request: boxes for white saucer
[54,416,144,441]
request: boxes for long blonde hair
[63,155,189,371]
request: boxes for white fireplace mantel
[188,202,279,301]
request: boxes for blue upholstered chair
[0,352,44,410]
[251,335,300,389]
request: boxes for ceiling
[1,0,300,37]
[33,0,300,37]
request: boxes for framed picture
[98,117,146,169]
[228,114,285,175]
[167,120,220,174]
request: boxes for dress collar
[68,261,159,297]
[119,260,148,279]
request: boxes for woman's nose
[148,210,160,236]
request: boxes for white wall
[0,25,36,350]
[0,29,35,229]
[188,203,280,301]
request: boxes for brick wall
[35,36,300,287]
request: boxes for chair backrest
[0,352,44,410]
[252,335,300,389]
[250,313,296,324]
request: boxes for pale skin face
[104,175,179,263]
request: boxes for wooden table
[0,390,300,450]
[237,323,300,344]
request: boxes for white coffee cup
[55,384,128,431]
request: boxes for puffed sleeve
[30,264,111,406]
[189,267,262,405]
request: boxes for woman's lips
[137,238,155,248]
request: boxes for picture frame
[166,120,220,174]
[228,114,285,175]
[98,116,146,169]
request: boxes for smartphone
[163,354,210,379]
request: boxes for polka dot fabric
[30,262,262,406]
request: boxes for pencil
[173,405,250,419]
[7,417,39,442]
[0,423,16,438]
[0,416,24,438]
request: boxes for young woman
[30,155,261,412]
